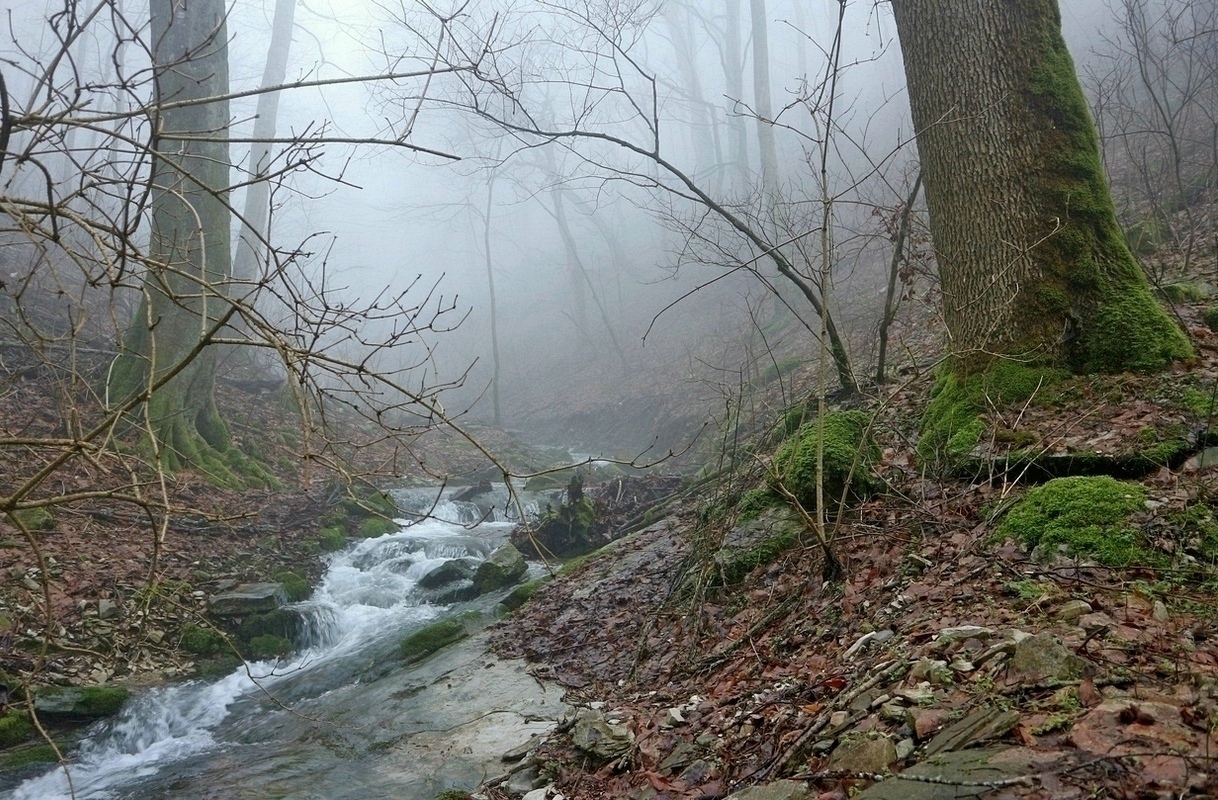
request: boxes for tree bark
[891,0,1188,375]
[109,0,237,478]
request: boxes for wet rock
[1006,632,1085,685]
[570,708,633,760]
[208,582,288,616]
[34,685,130,718]
[473,543,528,594]
[723,780,811,800]
[452,481,494,503]
[828,736,897,773]
[418,559,474,589]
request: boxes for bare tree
[407,0,863,396]
[1085,0,1217,281]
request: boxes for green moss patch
[244,634,293,660]
[999,476,1152,566]
[1,743,59,769]
[313,527,347,552]
[919,362,1068,467]
[499,577,549,612]
[271,570,310,602]
[714,529,800,585]
[357,517,398,538]
[0,711,32,747]
[180,624,226,656]
[400,618,468,663]
[770,410,878,508]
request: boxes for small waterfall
[5,495,524,800]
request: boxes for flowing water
[2,486,550,800]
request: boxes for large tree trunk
[109,0,237,478]
[891,0,1188,375]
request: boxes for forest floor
[486,299,1218,800]
[5,282,1218,799]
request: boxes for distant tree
[891,0,1189,376]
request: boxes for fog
[0,0,1153,456]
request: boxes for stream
[1,486,560,800]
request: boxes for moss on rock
[180,623,226,656]
[400,618,469,663]
[357,517,398,538]
[1,743,59,769]
[244,634,294,660]
[499,577,549,612]
[271,570,310,602]
[770,410,878,508]
[999,476,1151,566]
[0,711,32,747]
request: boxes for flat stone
[208,582,288,616]
[723,779,811,800]
[932,626,995,650]
[828,736,898,773]
[856,747,1028,799]
[925,706,1020,756]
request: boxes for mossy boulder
[313,527,347,552]
[357,517,398,538]
[400,618,468,663]
[271,570,310,602]
[238,609,301,642]
[244,634,294,660]
[714,508,803,585]
[33,685,130,718]
[0,710,32,747]
[180,623,226,656]
[998,476,1151,566]
[770,410,879,509]
[12,508,53,532]
[1,743,59,769]
[418,560,475,590]
[472,543,528,594]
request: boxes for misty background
[0,0,1182,461]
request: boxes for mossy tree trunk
[108,0,236,478]
[891,0,1190,376]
